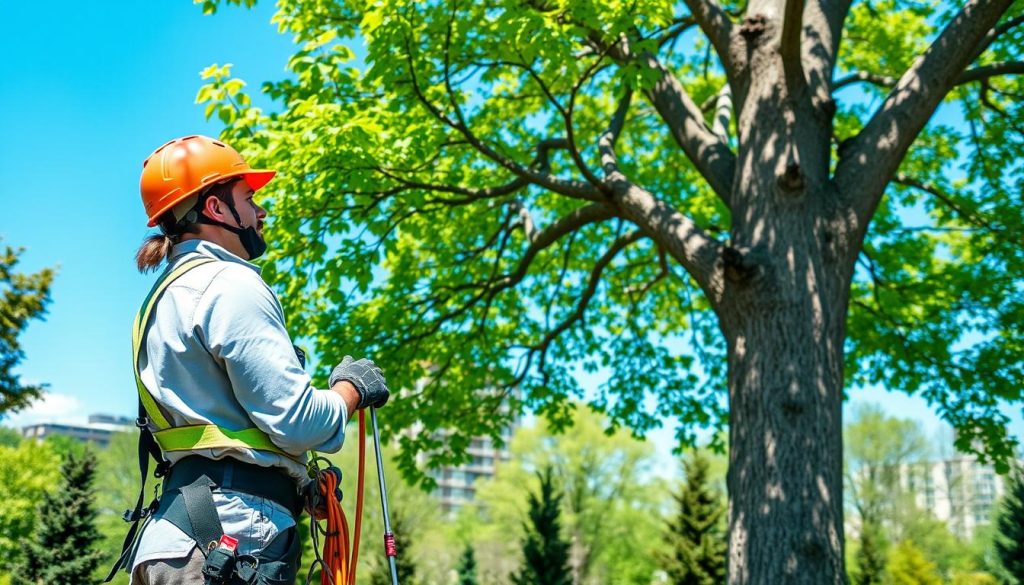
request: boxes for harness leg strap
[179,477,226,554]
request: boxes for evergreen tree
[657,451,727,585]
[512,466,571,585]
[994,466,1024,581]
[12,448,103,584]
[853,519,887,585]
[456,544,478,585]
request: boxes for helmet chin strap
[193,200,267,260]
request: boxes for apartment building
[20,413,134,447]
[426,425,517,515]
[904,455,1012,539]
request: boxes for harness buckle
[154,461,171,478]
[234,555,260,584]
[135,416,149,429]
[202,536,239,583]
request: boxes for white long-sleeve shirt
[130,239,347,574]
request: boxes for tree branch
[657,19,697,50]
[608,181,726,306]
[599,89,633,178]
[402,26,604,202]
[530,231,644,353]
[638,52,737,208]
[892,174,1001,232]
[970,13,1024,62]
[957,61,1024,85]
[503,204,620,287]
[804,0,855,96]
[683,0,737,84]
[833,0,1015,232]
[832,71,896,91]
[398,202,618,349]
[780,0,806,93]
[835,61,1023,91]
[711,84,733,142]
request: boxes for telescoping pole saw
[309,406,400,585]
[370,407,399,585]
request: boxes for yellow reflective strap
[154,425,303,465]
[133,257,216,430]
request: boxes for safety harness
[106,255,308,584]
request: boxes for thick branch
[804,0,855,92]
[599,89,633,178]
[957,61,1024,85]
[780,0,806,92]
[608,181,726,306]
[711,85,733,142]
[834,0,1015,230]
[683,0,737,83]
[638,52,737,208]
[582,30,736,207]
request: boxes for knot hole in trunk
[722,246,765,284]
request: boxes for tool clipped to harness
[202,535,240,582]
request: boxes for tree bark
[722,271,850,583]
[715,2,854,579]
[719,164,852,583]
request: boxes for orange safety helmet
[140,135,276,227]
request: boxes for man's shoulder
[197,261,278,308]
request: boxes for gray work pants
[131,527,299,585]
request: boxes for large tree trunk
[720,30,855,580]
[723,278,849,583]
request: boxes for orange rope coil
[310,409,366,585]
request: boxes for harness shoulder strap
[104,256,215,582]
[133,256,215,429]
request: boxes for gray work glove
[329,355,390,409]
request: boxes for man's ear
[202,195,223,220]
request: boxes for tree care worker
[109,134,388,585]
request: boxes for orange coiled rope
[310,409,366,585]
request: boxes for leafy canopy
[194,0,1023,475]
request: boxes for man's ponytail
[135,234,174,273]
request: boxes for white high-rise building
[903,455,1014,539]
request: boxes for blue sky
[1,1,1020,460]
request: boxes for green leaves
[0,242,55,416]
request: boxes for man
[111,135,387,584]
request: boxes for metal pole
[370,407,399,585]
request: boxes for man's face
[229,179,267,233]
